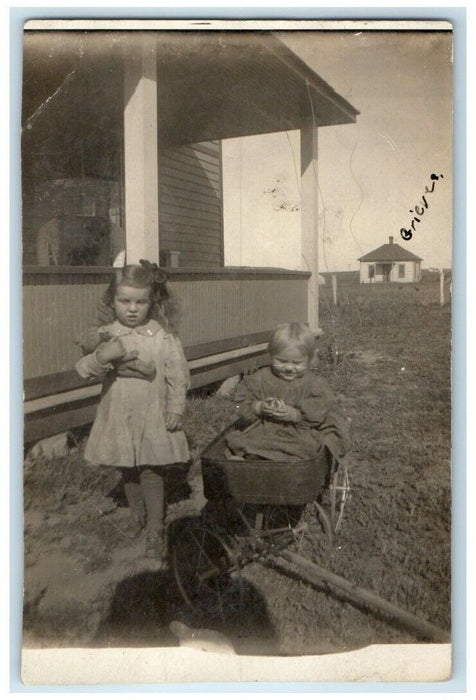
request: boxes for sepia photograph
[20,18,453,685]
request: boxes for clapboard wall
[23,267,310,441]
[23,267,309,381]
[158,141,223,268]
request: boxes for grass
[312,275,452,638]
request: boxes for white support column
[123,37,159,264]
[300,125,319,331]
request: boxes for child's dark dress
[226,366,350,462]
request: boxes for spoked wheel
[312,500,334,544]
[329,458,350,534]
[259,504,304,532]
[171,523,240,619]
[309,459,350,544]
[255,505,309,553]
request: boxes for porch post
[123,36,159,264]
[300,124,319,331]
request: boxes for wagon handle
[272,549,451,644]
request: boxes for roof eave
[267,33,360,126]
[358,256,423,262]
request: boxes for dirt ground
[23,277,452,657]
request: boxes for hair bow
[139,259,168,284]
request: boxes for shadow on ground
[95,514,278,655]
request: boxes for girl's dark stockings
[120,467,165,550]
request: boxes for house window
[368,265,375,279]
[22,33,125,267]
[398,264,405,278]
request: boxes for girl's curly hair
[98,262,178,333]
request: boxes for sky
[278,29,453,271]
[224,28,453,272]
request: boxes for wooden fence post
[332,274,337,306]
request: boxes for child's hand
[96,337,128,365]
[166,412,183,431]
[261,397,285,417]
[116,358,156,380]
[252,400,265,417]
[267,401,301,423]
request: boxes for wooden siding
[173,277,307,346]
[23,271,111,379]
[158,141,223,268]
[23,268,309,381]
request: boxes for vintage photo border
[8,4,467,692]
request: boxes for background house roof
[358,237,423,262]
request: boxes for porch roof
[23,30,359,146]
[153,31,359,144]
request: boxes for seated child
[226,322,350,462]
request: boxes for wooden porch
[22,28,358,444]
[24,266,310,442]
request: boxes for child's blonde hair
[268,322,316,360]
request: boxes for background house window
[368,265,375,279]
[22,33,125,267]
[398,264,405,278]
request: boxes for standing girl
[75,263,190,560]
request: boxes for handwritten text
[400,173,444,241]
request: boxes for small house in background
[358,236,422,284]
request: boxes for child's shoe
[123,512,145,539]
[145,531,167,559]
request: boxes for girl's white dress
[75,319,190,468]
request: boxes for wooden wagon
[171,420,449,644]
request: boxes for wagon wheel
[329,458,350,534]
[312,500,334,544]
[253,504,303,533]
[171,523,241,620]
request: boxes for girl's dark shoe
[123,512,145,539]
[145,531,167,559]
